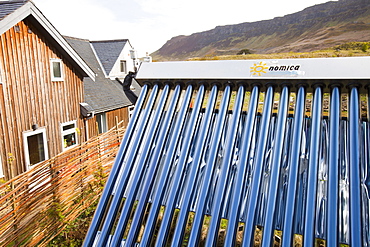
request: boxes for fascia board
[0,2,32,35]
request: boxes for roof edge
[90,39,129,43]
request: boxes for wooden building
[0,0,95,179]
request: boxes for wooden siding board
[0,31,12,178]
[23,22,39,127]
[0,84,7,178]
[28,22,44,127]
[19,23,35,129]
[33,23,48,128]
[4,28,23,175]
[12,25,26,174]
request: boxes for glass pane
[96,114,107,134]
[53,62,62,78]
[120,60,126,73]
[27,133,45,165]
[63,133,76,148]
[63,123,75,131]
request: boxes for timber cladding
[0,18,86,179]
[86,107,129,139]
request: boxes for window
[128,106,135,120]
[50,59,64,81]
[14,25,20,33]
[120,60,127,73]
[23,128,49,169]
[61,121,78,151]
[96,113,107,134]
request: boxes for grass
[188,42,370,61]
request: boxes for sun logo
[250,62,269,76]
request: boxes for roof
[0,0,95,80]
[0,0,28,20]
[91,39,130,75]
[65,36,140,113]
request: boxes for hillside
[152,0,370,61]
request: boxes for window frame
[128,105,135,120]
[23,128,49,170]
[50,58,64,81]
[96,113,107,134]
[0,155,4,178]
[61,120,78,151]
[120,60,127,74]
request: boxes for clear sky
[32,0,336,57]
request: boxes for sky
[32,0,336,57]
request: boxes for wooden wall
[86,107,129,140]
[0,19,85,178]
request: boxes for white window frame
[0,61,4,84]
[23,128,49,170]
[96,113,107,134]
[61,120,78,151]
[50,58,64,81]
[120,60,127,74]
[128,105,135,120]
[0,155,4,178]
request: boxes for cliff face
[152,0,370,61]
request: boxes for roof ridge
[90,39,128,43]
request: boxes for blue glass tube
[327,86,340,247]
[205,85,245,247]
[223,85,259,246]
[349,86,362,247]
[303,85,323,247]
[281,86,306,247]
[261,85,290,247]
[241,86,274,247]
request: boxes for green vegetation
[189,42,370,61]
[47,165,107,247]
[362,43,369,52]
[236,48,253,55]
[47,201,98,247]
[333,42,370,51]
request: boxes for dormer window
[120,60,127,73]
[50,59,64,81]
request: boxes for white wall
[109,43,136,80]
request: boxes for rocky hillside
[152,0,370,61]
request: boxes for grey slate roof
[91,40,129,75]
[65,36,140,113]
[0,0,28,20]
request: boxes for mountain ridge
[152,0,370,61]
